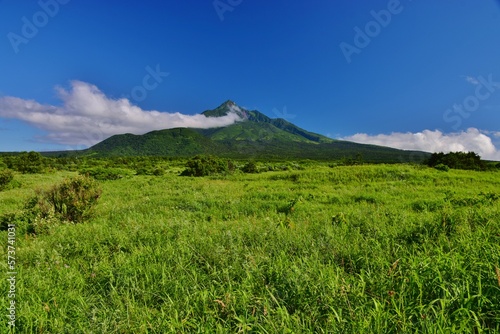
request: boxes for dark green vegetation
[0,169,14,191]
[1,159,499,332]
[38,101,430,163]
[3,175,102,235]
[29,175,101,224]
[180,155,235,177]
[426,151,490,171]
[1,151,45,174]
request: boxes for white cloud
[0,81,244,148]
[481,130,500,138]
[341,128,500,161]
[464,75,480,85]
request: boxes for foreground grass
[1,164,500,332]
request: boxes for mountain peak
[199,101,334,143]
[222,100,236,107]
[203,100,248,119]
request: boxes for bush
[241,161,259,173]
[80,167,134,180]
[152,167,165,176]
[426,151,486,170]
[434,163,450,172]
[135,166,151,175]
[25,175,102,231]
[0,169,14,190]
[0,212,27,234]
[14,151,45,174]
[180,156,231,177]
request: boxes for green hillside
[89,128,218,156]
[197,122,318,143]
[64,101,430,162]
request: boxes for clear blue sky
[1,0,500,159]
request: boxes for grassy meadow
[1,162,500,333]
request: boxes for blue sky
[1,0,500,159]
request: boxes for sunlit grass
[1,163,499,332]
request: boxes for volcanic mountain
[82,101,428,162]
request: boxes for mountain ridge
[47,100,430,162]
[200,101,333,144]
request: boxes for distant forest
[0,151,499,179]
[425,151,500,171]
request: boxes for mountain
[195,101,333,143]
[198,100,332,143]
[74,101,429,162]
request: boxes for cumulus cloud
[341,128,500,161]
[0,81,244,148]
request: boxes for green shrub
[180,156,231,177]
[0,169,14,190]
[135,166,151,175]
[241,161,259,173]
[426,151,486,170]
[152,167,165,176]
[25,175,102,231]
[25,205,60,235]
[14,151,45,174]
[134,165,165,176]
[80,167,134,180]
[0,212,28,235]
[434,163,450,172]
[0,212,17,231]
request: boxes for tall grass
[0,164,499,332]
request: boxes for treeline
[0,152,305,181]
[0,151,182,175]
[0,152,352,177]
[425,151,500,171]
[1,151,498,181]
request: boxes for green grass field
[1,163,500,333]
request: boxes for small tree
[425,151,486,170]
[15,151,45,173]
[180,156,230,177]
[434,163,449,172]
[241,161,259,173]
[0,169,14,191]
